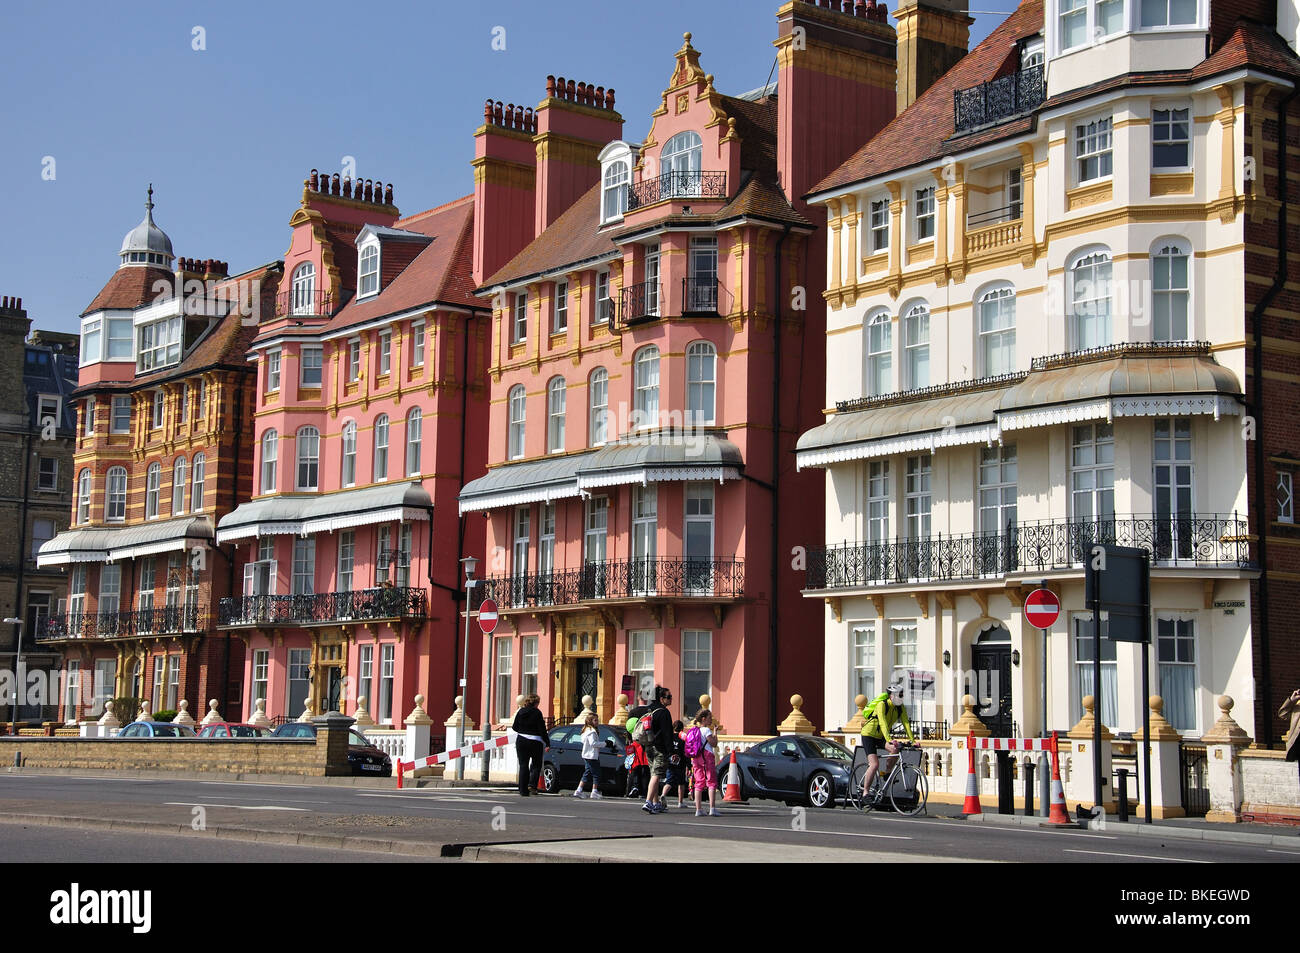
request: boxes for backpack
[684,725,705,758]
[632,712,655,747]
[862,691,890,716]
[626,716,639,735]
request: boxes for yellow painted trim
[1150,172,1194,196]
[1066,180,1114,211]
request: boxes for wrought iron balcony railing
[966,203,1022,228]
[217,586,427,627]
[272,288,335,319]
[805,514,1252,590]
[682,276,719,315]
[478,557,745,610]
[953,64,1045,134]
[627,171,728,211]
[36,605,207,641]
[619,280,662,327]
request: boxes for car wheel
[807,770,835,809]
[542,762,559,792]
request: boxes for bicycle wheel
[849,762,872,812]
[888,761,928,817]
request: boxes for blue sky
[0,0,1015,337]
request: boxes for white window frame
[111,395,131,434]
[80,398,92,437]
[380,644,395,723]
[629,631,656,706]
[261,430,278,494]
[869,198,890,254]
[865,309,892,397]
[172,457,187,515]
[300,346,323,388]
[687,341,717,425]
[1069,248,1113,350]
[553,281,568,334]
[145,463,161,519]
[37,456,59,492]
[347,339,361,383]
[634,346,660,429]
[1139,0,1198,29]
[1278,471,1294,524]
[373,415,389,482]
[512,293,527,345]
[890,623,918,688]
[405,408,422,476]
[76,469,91,525]
[151,390,165,430]
[495,639,514,722]
[603,161,629,223]
[296,426,320,491]
[589,368,608,447]
[596,271,612,327]
[508,386,526,460]
[291,263,316,315]
[682,630,712,707]
[902,303,929,390]
[1155,615,1197,731]
[1072,612,1119,725]
[547,377,566,454]
[913,187,935,242]
[1074,116,1114,185]
[341,421,357,487]
[377,329,392,377]
[904,454,932,541]
[191,453,205,511]
[1071,423,1116,521]
[978,285,1017,375]
[867,461,890,543]
[411,322,426,368]
[359,243,379,298]
[851,623,878,720]
[292,537,316,595]
[137,316,181,372]
[1151,239,1190,342]
[1151,105,1191,170]
[106,466,127,522]
[39,394,61,428]
[338,530,355,592]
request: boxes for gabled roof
[82,265,176,316]
[320,195,481,335]
[811,0,1300,198]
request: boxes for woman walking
[574,711,604,799]
[512,694,549,796]
[688,709,721,817]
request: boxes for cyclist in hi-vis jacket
[858,680,916,801]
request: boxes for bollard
[996,751,1014,815]
[1039,751,1050,817]
[12,751,20,768]
[1116,768,1130,822]
[1023,760,1036,816]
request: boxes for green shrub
[152,710,177,723]
[110,697,139,724]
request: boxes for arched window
[589,368,609,447]
[172,457,188,515]
[634,346,660,429]
[77,469,92,524]
[296,426,320,490]
[978,286,1017,375]
[373,415,389,481]
[106,466,127,522]
[902,303,930,390]
[508,385,526,460]
[405,409,422,476]
[359,245,379,297]
[260,430,278,494]
[145,463,161,519]
[1151,240,1190,341]
[547,378,567,454]
[865,310,892,397]
[687,341,717,425]
[291,262,316,315]
[662,131,703,199]
[603,161,629,221]
[341,421,357,486]
[191,453,206,511]
[1069,249,1112,350]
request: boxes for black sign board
[621,674,634,695]
[1084,544,1151,643]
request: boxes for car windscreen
[152,725,183,737]
[349,730,371,747]
[803,738,851,762]
[230,726,265,737]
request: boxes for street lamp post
[4,618,24,737]
[457,557,477,781]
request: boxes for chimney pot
[331,173,341,196]
[309,169,319,190]
[494,101,504,124]
[566,79,576,100]
[556,77,566,100]
[484,99,494,123]
[344,176,354,198]
[546,75,556,97]
[384,184,394,205]
[606,88,616,108]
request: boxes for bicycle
[847,741,928,816]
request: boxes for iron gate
[1179,743,1209,817]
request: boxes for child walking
[574,711,604,799]
[664,720,689,809]
[688,709,721,817]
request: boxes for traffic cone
[1047,731,1071,825]
[723,749,743,803]
[961,744,982,816]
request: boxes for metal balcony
[478,557,745,610]
[217,586,427,627]
[804,514,1253,590]
[618,280,662,327]
[627,171,728,211]
[953,64,1045,134]
[682,276,719,315]
[36,606,208,641]
[272,288,335,319]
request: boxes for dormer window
[662,131,703,199]
[603,162,629,222]
[359,244,379,297]
[1021,37,1044,68]
[291,263,316,315]
[138,315,181,371]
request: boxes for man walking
[641,685,674,814]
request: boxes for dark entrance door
[327,667,343,713]
[573,660,597,717]
[971,627,1013,736]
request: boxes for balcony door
[1153,418,1193,561]
[583,497,608,599]
[632,486,657,595]
[684,483,714,595]
[512,507,530,605]
[1070,423,1115,560]
[662,131,702,199]
[978,444,1017,574]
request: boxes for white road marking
[189,794,328,804]
[1267,849,1300,856]
[1063,848,1209,863]
[676,821,911,840]
[162,802,310,812]
[967,825,1118,840]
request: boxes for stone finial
[173,700,195,726]
[1068,695,1113,741]
[136,700,152,722]
[97,704,120,729]
[1133,695,1183,742]
[776,694,818,736]
[444,694,475,730]
[297,702,316,723]
[247,698,271,727]
[353,695,376,727]
[950,694,991,738]
[406,693,432,727]
[1201,694,1253,746]
[572,694,595,724]
[610,693,631,727]
[200,699,222,725]
[844,693,870,733]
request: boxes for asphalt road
[0,772,1294,863]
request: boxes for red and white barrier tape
[970,736,1057,752]
[396,731,516,787]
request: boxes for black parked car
[271,722,392,777]
[715,734,854,808]
[542,723,629,793]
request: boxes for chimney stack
[533,75,622,238]
[893,0,972,114]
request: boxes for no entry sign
[477,599,499,634]
[1024,589,1060,629]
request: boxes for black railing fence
[806,514,1251,590]
[478,557,744,609]
[218,587,427,627]
[36,605,206,641]
[627,171,728,210]
[953,64,1045,133]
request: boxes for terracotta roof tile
[320,195,481,335]
[483,185,619,289]
[1192,19,1300,79]
[81,266,176,315]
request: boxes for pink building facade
[216,173,489,727]
[462,5,899,734]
